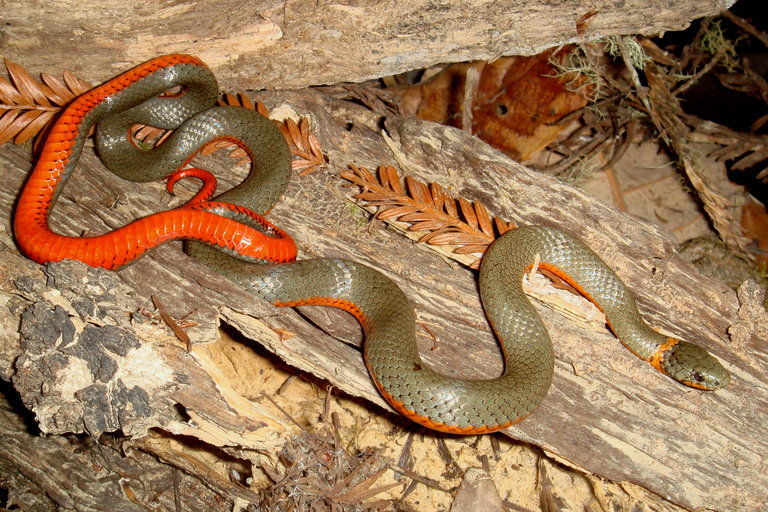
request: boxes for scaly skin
[14,55,730,434]
[14,54,295,268]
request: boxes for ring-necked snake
[14,55,730,434]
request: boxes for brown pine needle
[340,164,515,268]
[0,58,91,145]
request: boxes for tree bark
[2,0,734,91]
[0,384,240,511]
[0,87,765,512]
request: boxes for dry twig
[538,26,762,254]
[640,52,752,252]
[684,113,768,180]
[254,389,399,511]
[150,295,191,352]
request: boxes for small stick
[151,295,191,352]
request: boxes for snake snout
[666,341,731,390]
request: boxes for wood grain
[2,0,732,91]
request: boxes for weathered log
[0,384,239,511]
[1,0,733,91]
[0,87,765,512]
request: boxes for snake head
[661,340,731,390]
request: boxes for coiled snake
[14,55,730,434]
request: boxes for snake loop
[14,55,730,434]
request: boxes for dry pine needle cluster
[341,164,514,268]
[0,58,91,146]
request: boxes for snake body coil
[14,55,730,434]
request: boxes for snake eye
[692,371,705,383]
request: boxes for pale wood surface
[2,0,733,91]
[1,88,765,511]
